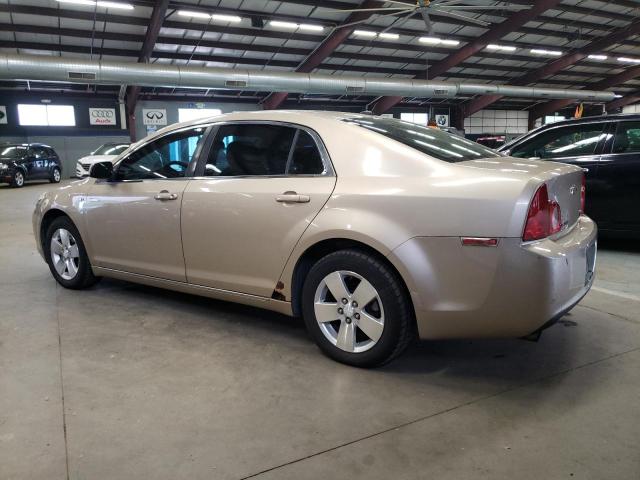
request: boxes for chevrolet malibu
[33,111,597,367]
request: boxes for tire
[50,167,61,183]
[302,249,414,367]
[11,170,25,188]
[44,216,100,289]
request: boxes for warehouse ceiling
[1,0,640,112]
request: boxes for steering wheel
[166,161,189,172]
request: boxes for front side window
[511,124,606,159]
[343,116,499,163]
[116,127,205,181]
[204,124,296,176]
[612,121,640,154]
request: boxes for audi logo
[91,109,114,118]
[146,110,165,120]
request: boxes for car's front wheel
[302,249,414,367]
[50,167,61,183]
[44,216,100,289]
[11,170,24,188]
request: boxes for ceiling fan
[322,1,531,35]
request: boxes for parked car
[499,114,640,237]
[33,111,596,367]
[0,143,61,187]
[75,142,130,178]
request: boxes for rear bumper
[389,215,597,339]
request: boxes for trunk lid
[460,157,584,236]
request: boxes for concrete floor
[1,180,639,480]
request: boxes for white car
[75,143,130,177]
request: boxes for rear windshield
[0,145,27,159]
[343,116,500,163]
[93,144,129,156]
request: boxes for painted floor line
[592,286,640,302]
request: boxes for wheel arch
[40,209,71,251]
[288,237,416,324]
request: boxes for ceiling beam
[371,0,563,115]
[262,0,382,110]
[463,17,640,117]
[125,0,170,120]
[529,65,640,122]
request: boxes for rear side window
[288,130,325,175]
[205,124,296,176]
[612,121,640,154]
[511,123,606,159]
[343,116,499,162]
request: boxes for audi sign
[89,108,117,126]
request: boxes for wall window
[178,108,222,123]
[17,104,75,126]
[400,112,428,126]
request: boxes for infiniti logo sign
[143,108,168,126]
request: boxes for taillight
[523,183,562,242]
[580,173,586,214]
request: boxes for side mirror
[89,161,113,179]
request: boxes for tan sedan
[33,111,597,367]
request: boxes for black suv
[499,114,640,238]
[0,143,62,188]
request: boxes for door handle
[154,190,178,201]
[276,191,310,203]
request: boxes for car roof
[0,142,53,148]
[533,113,640,130]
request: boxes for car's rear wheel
[44,216,100,289]
[50,167,61,183]
[11,170,24,188]
[302,249,414,367]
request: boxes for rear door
[508,122,609,224]
[596,120,640,232]
[181,122,336,297]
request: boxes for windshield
[343,116,500,163]
[0,145,27,159]
[93,143,129,156]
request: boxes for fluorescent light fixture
[378,32,399,40]
[210,13,242,23]
[618,57,640,63]
[353,30,377,37]
[419,37,460,46]
[96,1,134,9]
[587,54,608,61]
[299,23,324,32]
[56,0,96,5]
[178,10,211,19]
[269,20,298,29]
[486,44,516,52]
[530,49,562,56]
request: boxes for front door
[85,125,210,281]
[181,122,336,297]
[597,120,640,232]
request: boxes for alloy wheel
[14,171,24,187]
[50,228,80,280]
[53,168,61,182]
[314,270,385,353]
